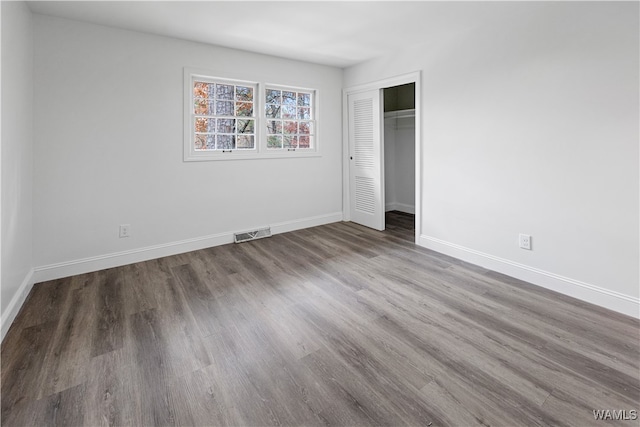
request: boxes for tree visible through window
[265,88,314,150]
[184,69,319,161]
[193,80,256,151]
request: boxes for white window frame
[264,84,318,154]
[184,68,320,161]
[184,69,259,161]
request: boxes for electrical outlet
[519,233,531,250]
[119,224,131,238]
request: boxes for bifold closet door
[348,89,385,231]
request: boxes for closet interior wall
[384,84,415,215]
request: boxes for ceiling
[26,1,512,68]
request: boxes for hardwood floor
[2,211,639,426]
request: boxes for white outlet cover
[119,224,131,238]
[519,233,531,250]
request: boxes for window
[184,68,318,161]
[265,87,315,151]
[188,75,256,157]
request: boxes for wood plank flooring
[2,211,639,426]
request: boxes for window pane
[298,107,311,120]
[267,120,282,134]
[195,117,215,133]
[194,99,209,115]
[195,134,207,150]
[282,105,296,119]
[237,135,255,149]
[298,92,311,107]
[266,89,281,104]
[194,82,213,99]
[283,121,298,134]
[266,104,281,119]
[216,101,234,116]
[237,119,254,134]
[299,121,311,135]
[217,118,235,133]
[235,102,253,117]
[216,84,234,100]
[267,135,283,149]
[205,134,215,149]
[236,86,253,102]
[283,135,298,148]
[216,135,235,150]
[195,134,215,150]
[299,136,311,148]
[282,91,296,106]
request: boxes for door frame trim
[342,71,422,243]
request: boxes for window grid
[192,80,256,151]
[184,69,320,161]
[265,88,315,150]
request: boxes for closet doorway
[343,71,421,243]
[383,83,415,235]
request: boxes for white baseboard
[418,234,639,319]
[1,268,35,343]
[270,211,343,235]
[385,202,415,214]
[33,211,343,284]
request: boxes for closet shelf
[384,108,415,119]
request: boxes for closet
[383,83,415,215]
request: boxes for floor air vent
[234,227,272,243]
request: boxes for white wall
[32,15,343,278]
[1,1,34,338]
[393,117,415,212]
[345,2,640,316]
[384,116,415,214]
[384,117,396,212]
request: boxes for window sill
[184,150,321,162]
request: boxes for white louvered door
[348,89,384,231]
